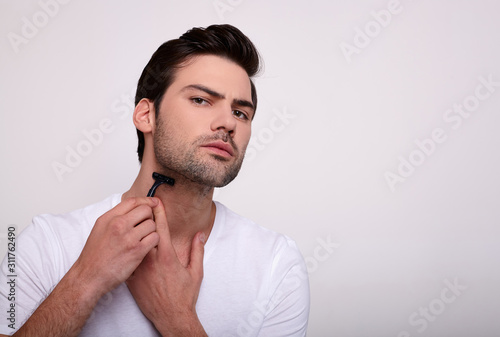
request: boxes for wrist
[13,262,106,337]
[155,311,207,337]
[67,259,110,305]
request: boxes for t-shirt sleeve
[0,217,62,335]
[258,237,310,336]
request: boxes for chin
[194,174,237,188]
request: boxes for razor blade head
[152,172,175,186]
[147,172,175,197]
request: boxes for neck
[122,163,216,245]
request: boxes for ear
[133,98,155,134]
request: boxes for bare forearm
[13,265,101,337]
[157,321,208,337]
[153,311,207,337]
[8,197,160,336]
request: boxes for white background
[1,0,500,336]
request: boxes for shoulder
[17,194,122,266]
[24,193,121,237]
[201,202,310,334]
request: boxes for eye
[191,97,209,105]
[233,110,249,120]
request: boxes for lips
[201,141,235,157]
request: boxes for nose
[210,104,236,136]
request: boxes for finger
[107,197,159,218]
[124,204,156,229]
[127,234,158,283]
[137,231,160,258]
[122,230,159,285]
[188,232,205,280]
[151,199,177,261]
[133,218,156,240]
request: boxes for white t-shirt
[0,194,309,336]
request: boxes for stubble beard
[153,118,246,188]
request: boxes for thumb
[152,198,170,238]
[189,232,205,280]
[152,198,176,261]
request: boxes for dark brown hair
[134,24,261,162]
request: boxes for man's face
[153,54,254,187]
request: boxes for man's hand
[10,197,161,337]
[73,197,161,298]
[126,199,207,336]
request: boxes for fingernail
[199,232,206,244]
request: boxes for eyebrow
[182,84,255,113]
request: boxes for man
[0,24,309,336]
